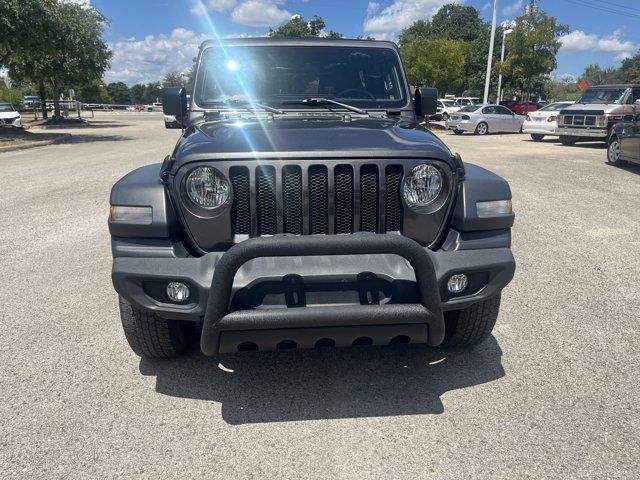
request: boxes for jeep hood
[171,117,455,168]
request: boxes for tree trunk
[38,80,48,120]
[51,79,61,120]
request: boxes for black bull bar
[201,234,445,356]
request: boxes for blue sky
[89,0,640,85]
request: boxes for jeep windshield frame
[193,42,410,112]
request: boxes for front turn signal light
[476,199,512,218]
[109,205,153,224]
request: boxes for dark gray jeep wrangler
[109,38,515,359]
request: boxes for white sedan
[522,101,574,141]
[446,104,525,135]
[433,99,460,121]
[0,103,22,128]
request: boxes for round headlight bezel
[402,163,446,213]
[183,166,231,213]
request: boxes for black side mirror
[162,87,187,128]
[414,87,438,117]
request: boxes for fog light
[166,282,189,302]
[447,274,468,294]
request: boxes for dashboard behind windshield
[194,45,408,110]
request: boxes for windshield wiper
[204,99,285,115]
[282,97,368,115]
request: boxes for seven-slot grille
[229,163,404,237]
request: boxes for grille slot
[385,165,403,231]
[334,165,354,234]
[230,166,250,235]
[256,166,277,235]
[360,165,379,232]
[282,165,303,235]
[309,165,329,234]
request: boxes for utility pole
[483,0,498,104]
[497,28,513,103]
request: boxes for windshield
[0,104,15,112]
[539,102,572,112]
[195,45,407,110]
[459,105,481,112]
[441,100,457,107]
[577,88,628,104]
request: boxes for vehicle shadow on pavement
[65,134,132,143]
[607,161,640,174]
[139,337,504,424]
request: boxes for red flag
[578,80,587,91]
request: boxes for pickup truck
[557,84,640,145]
[108,38,515,359]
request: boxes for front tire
[607,136,623,165]
[442,112,449,121]
[475,122,489,136]
[442,295,501,347]
[560,135,576,146]
[119,296,194,358]
[530,134,544,141]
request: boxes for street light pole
[497,28,513,103]
[483,0,498,104]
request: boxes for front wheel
[560,135,576,146]
[442,112,449,121]
[119,296,195,358]
[607,136,623,165]
[475,122,489,136]
[531,134,544,141]
[442,295,501,347]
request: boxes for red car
[500,100,538,115]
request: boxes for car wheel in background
[453,129,464,135]
[442,112,449,121]
[607,136,623,165]
[531,134,544,141]
[475,122,488,136]
[560,135,576,146]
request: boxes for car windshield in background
[442,100,457,107]
[539,102,572,111]
[577,88,627,104]
[0,104,15,112]
[459,105,481,112]
[195,45,407,110]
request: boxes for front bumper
[112,234,515,355]
[0,117,22,128]
[556,126,608,138]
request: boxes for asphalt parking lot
[1,113,639,479]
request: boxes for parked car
[23,95,40,109]
[108,38,515,360]
[501,100,538,115]
[431,99,460,121]
[446,104,525,135]
[0,103,22,128]
[452,97,481,107]
[557,84,640,145]
[607,113,640,165]
[164,114,180,128]
[522,101,574,141]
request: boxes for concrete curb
[0,133,72,153]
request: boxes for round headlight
[402,164,443,210]
[185,166,230,210]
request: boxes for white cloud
[104,28,208,85]
[363,0,462,39]
[231,1,291,26]
[481,2,491,12]
[551,72,576,84]
[560,29,639,62]
[192,0,291,27]
[501,0,523,16]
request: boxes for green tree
[129,84,146,104]
[162,71,188,89]
[78,80,112,103]
[579,64,622,86]
[106,81,130,104]
[501,2,568,109]
[620,51,640,84]
[1,0,111,119]
[402,38,467,94]
[268,15,342,38]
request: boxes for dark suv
[109,38,515,359]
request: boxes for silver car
[446,104,525,135]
